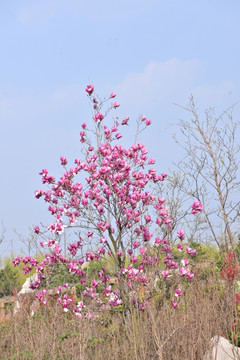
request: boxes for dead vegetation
[0,272,238,360]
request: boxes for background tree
[0,222,6,246]
[0,262,20,297]
[153,169,208,245]
[173,97,240,251]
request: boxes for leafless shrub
[0,273,237,360]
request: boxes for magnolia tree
[13,86,203,319]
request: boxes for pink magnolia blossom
[139,247,147,256]
[175,289,182,297]
[115,133,122,139]
[171,301,178,309]
[148,158,155,164]
[130,256,138,263]
[177,229,185,241]
[111,126,117,132]
[177,244,184,251]
[122,116,129,125]
[91,279,98,288]
[93,113,104,123]
[100,237,107,245]
[186,247,197,256]
[179,267,189,276]
[161,270,170,278]
[133,241,140,249]
[181,258,190,266]
[60,156,67,166]
[85,85,94,95]
[179,267,194,279]
[113,101,120,108]
[34,225,40,234]
[110,92,116,98]
[98,247,105,255]
[155,237,162,246]
[191,200,203,214]
[12,257,22,267]
[144,215,151,223]
[145,119,151,126]
[158,196,165,204]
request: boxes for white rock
[18,273,38,295]
[203,336,240,360]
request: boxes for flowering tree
[13,86,202,318]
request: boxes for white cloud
[0,59,236,132]
[114,58,236,113]
[114,58,202,110]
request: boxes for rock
[13,273,39,315]
[203,336,240,360]
[18,273,38,295]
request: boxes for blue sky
[0,0,240,256]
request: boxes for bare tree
[14,228,40,256]
[172,97,240,251]
[0,222,6,245]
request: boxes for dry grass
[0,274,237,360]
